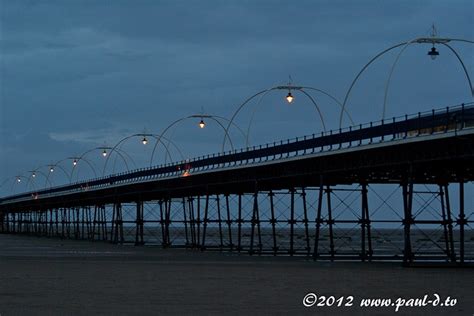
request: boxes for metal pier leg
[269,191,277,255]
[55,209,59,237]
[302,188,310,256]
[289,188,296,256]
[182,198,189,247]
[86,207,91,240]
[201,194,210,250]
[75,208,80,239]
[102,206,107,241]
[364,185,372,260]
[165,199,172,246]
[256,192,262,254]
[439,185,451,260]
[360,183,369,261]
[459,182,465,263]
[135,201,144,246]
[113,203,123,244]
[159,200,166,247]
[402,181,414,265]
[444,185,456,262]
[110,204,116,242]
[61,209,65,239]
[197,196,201,248]
[237,193,242,252]
[225,194,233,251]
[326,186,335,260]
[188,198,196,247]
[250,186,261,255]
[216,195,224,249]
[313,178,324,260]
[92,206,97,241]
[66,208,70,238]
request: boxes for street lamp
[32,172,36,178]
[102,149,107,157]
[340,25,473,126]
[16,177,21,183]
[428,46,439,60]
[286,91,294,103]
[199,119,206,129]
[73,159,78,166]
[142,136,148,145]
[49,166,54,173]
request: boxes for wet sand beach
[0,234,472,315]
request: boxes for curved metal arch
[301,87,355,125]
[45,159,74,185]
[153,134,185,164]
[339,42,409,128]
[26,169,54,190]
[244,87,328,147]
[222,89,270,150]
[97,146,136,175]
[142,133,183,167]
[74,146,134,180]
[10,175,35,193]
[440,43,473,96]
[224,85,328,149]
[341,37,474,126]
[104,133,176,175]
[382,38,474,119]
[69,156,99,182]
[160,115,247,160]
[149,115,241,166]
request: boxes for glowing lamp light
[199,119,206,129]
[16,177,21,183]
[73,159,77,166]
[32,172,36,178]
[102,149,107,157]
[142,136,148,145]
[286,92,294,103]
[428,46,439,60]
[50,167,54,173]
[182,170,191,177]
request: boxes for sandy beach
[0,234,472,316]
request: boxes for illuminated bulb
[50,167,54,173]
[142,136,148,145]
[32,172,36,178]
[17,177,21,183]
[73,159,77,166]
[286,92,294,103]
[199,119,205,129]
[102,149,107,157]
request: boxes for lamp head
[142,136,148,145]
[199,119,206,129]
[286,91,294,103]
[73,159,77,166]
[428,46,439,60]
[102,149,107,157]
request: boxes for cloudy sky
[0,0,473,194]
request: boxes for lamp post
[26,169,54,189]
[340,26,474,127]
[149,114,247,166]
[103,133,184,176]
[70,146,135,181]
[223,82,354,149]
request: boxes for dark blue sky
[1,0,473,194]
